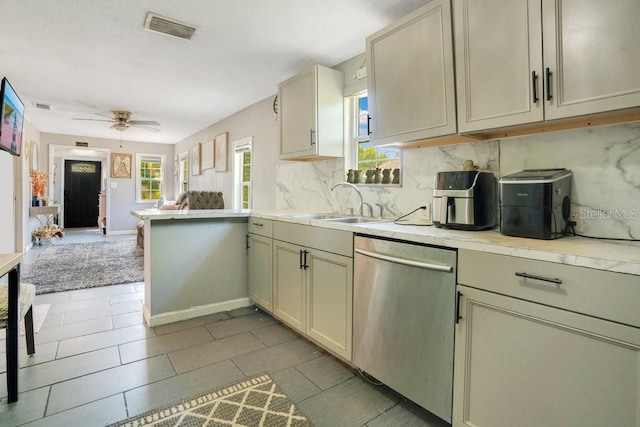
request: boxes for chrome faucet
[330,182,372,217]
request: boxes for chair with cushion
[1,282,36,401]
[136,191,225,248]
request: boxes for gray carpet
[22,240,144,294]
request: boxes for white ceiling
[1,0,428,144]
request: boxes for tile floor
[0,229,450,427]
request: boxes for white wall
[174,95,280,209]
[0,151,15,252]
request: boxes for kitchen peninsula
[131,209,250,326]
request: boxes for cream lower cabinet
[453,250,640,427]
[272,221,353,361]
[248,233,273,312]
[273,240,306,332]
[248,218,274,313]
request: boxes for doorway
[64,160,102,228]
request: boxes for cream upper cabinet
[454,0,640,132]
[366,0,457,146]
[542,0,640,120]
[278,64,344,160]
[453,250,640,427]
[454,0,543,132]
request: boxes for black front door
[64,160,102,228]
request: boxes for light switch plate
[110,182,117,188]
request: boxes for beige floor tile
[62,300,141,324]
[251,323,299,346]
[366,400,450,427]
[270,367,322,403]
[119,326,214,364]
[56,324,155,359]
[204,312,277,339]
[0,347,120,397]
[0,341,59,373]
[32,316,113,345]
[295,354,355,390]
[232,338,324,377]
[123,358,245,418]
[298,376,399,427]
[109,291,144,305]
[153,311,230,336]
[0,386,49,426]
[24,394,127,427]
[39,311,64,329]
[168,332,265,374]
[112,311,145,329]
[66,284,138,302]
[46,354,175,415]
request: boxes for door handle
[531,71,539,103]
[515,272,562,285]
[545,67,552,101]
[367,115,372,135]
[302,250,309,270]
[309,129,316,146]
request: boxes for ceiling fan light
[112,123,130,131]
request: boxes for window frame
[346,92,401,185]
[233,136,253,209]
[135,153,166,203]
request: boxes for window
[348,93,401,184]
[178,151,189,193]
[135,153,166,202]
[233,137,252,209]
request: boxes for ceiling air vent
[144,12,196,40]
[32,102,52,110]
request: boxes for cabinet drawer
[248,217,273,237]
[274,221,353,257]
[458,249,640,328]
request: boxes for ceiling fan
[73,111,161,132]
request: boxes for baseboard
[145,297,253,327]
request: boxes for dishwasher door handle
[355,248,453,273]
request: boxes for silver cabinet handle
[251,222,264,227]
[310,129,316,146]
[355,248,453,272]
[515,272,562,285]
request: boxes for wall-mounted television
[0,77,25,157]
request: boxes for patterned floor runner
[109,374,312,426]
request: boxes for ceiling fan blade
[130,120,161,126]
[132,123,161,132]
[95,112,115,119]
[72,118,114,122]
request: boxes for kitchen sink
[287,213,347,220]
[286,213,388,223]
[322,216,388,223]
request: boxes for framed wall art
[201,140,214,171]
[111,152,132,178]
[191,143,201,176]
[214,132,228,172]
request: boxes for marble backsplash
[276,122,640,239]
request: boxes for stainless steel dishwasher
[353,235,456,424]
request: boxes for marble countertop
[131,209,250,220]
[251,210,640,276]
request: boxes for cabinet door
[542,0,640,119]
[306,249,353,361]
[273,240,306,332]
[367,0,456,146]
[279,68,316,158]
[454,0,543,132]
[248,233,273,312]
[453,285,640,427]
